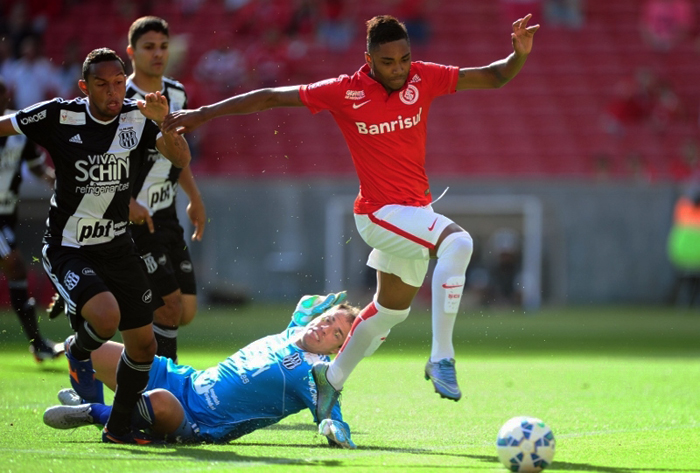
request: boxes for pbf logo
[148,182,174,211]
[76,218,114,245]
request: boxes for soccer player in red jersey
[164,14,539,425]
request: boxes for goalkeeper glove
[319,419,357,449]
[292,292,347,326]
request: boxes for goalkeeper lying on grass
[43,293,359,448]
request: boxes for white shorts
[354,205,456,287]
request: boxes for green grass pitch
[0,304,698,472]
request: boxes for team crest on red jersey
[400,84,419,105]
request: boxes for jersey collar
[84,98,119,125]
[358,63,412,94]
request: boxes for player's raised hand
[138,91,170,124]
[187,198,206,241]
[293,292,347,326]
[511,13,540,56]
[319,419,357,449]
[162,109,206,134]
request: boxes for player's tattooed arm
[156,131,191,169]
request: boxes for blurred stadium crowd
[0,0,697,180]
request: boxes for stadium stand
[23,0,700,179]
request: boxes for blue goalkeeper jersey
[147,321,347,443]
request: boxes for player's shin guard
[71,320,109,360]
[153,323,178,362]
[107,350,151,436]
[326,299,410,390]
[431,231,473,362]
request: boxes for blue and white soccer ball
[496,416,555,472]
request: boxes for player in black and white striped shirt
[124,16,205,362]
[0,48,191,444]
[0,77,61,362]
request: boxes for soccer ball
[496,416,555,472]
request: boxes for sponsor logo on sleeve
[20,109,47,125]
[307,78,339,90]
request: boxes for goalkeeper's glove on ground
[319,419,357,449]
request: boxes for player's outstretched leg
[43,404,99,429]
[64,336,104,403]
[311,361,341,421]
[424,358,461,401]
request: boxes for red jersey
[299,61,459,214]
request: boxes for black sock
[107,350,152,435]
[154,323,178,361]
[9,281,40,345]
[70,321,108,361]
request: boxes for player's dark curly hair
[128,16,169,48]
[366,15,409,52]
[82,48,125,81]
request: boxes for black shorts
[130,219,197,298]
[0,213,18,258]
[42,241,162,331]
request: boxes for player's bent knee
[437,231,473,263]
[82,292,121,338]
[154,296,183,328]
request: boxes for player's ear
[78,79,88,96]
[126,44,134,60]
[364,52,371,66]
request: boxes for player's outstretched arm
[0,114,20,137]
[139,92,192,169]
[319,419,357,449]
[456,14,540,91]
[162,86,304,134]
[292,292,347,327]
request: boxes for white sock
[431,231,473,362]
[327,299,410,390]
